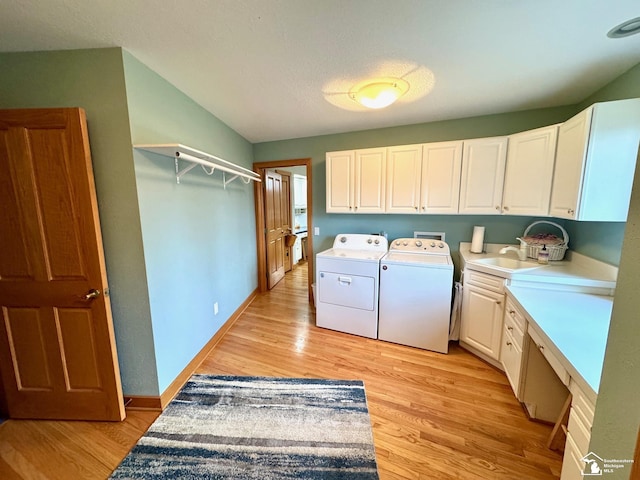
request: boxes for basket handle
[523,220,569,245]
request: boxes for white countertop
[459,242,617,291]
[506,286,612,398]
[459,242,617,400]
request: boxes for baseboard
[124,395,162,411]
[158,288,258,409]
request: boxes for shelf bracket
[175,157,199,184]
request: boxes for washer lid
[382,252,452,266]
[317,248,387,262]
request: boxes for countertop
[459,242,617,400]
[507,286,612,399]
[459,242,618,291]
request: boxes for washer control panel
[389,238,450,255]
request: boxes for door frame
[253,158,313,300]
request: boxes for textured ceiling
[1,0,640,143]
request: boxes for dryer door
[317,271,375,311]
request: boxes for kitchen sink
[466,256,543,278]
[473,257,541,270]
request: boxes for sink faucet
[499,237,528,261]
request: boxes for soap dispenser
[537,244,549,264]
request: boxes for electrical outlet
[214,302,219,315]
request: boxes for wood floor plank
[0,261,562,478]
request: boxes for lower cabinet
[561,379,596,479]
[500,296,527,399]
[460,270,506,364]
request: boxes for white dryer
[379,238,454,353]
[315,234,388,339]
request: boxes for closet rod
[175,151,261,182]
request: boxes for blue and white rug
[111,375,379,479]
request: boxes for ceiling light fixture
[349,78,410,109]
[607,16,640,38]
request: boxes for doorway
[253,158,313,301]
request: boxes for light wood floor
[0,261,562,479]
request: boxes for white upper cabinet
[354,148,386,213]
[386,144,423,213]
[386,141,463,214]
[458,137,508,215]
[326,148,386,213]
[293,174,307,209]
[549,98,640,221]
[326,150,354,213]
[420,141,463,214]
[502,125,559,216]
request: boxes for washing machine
[315,234,388,339]
[379,238,454,353]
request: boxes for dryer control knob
[415,240,423,247]
[395,240,401,246]
[367,238,372,244]
[382,265,388,270]
[402,241,408,246]
[340,236,347,243]
[438,243,444,248]
[430,242,436,247]
[374,239,380,245]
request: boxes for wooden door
[0,108,125,421]
[265,170,285,288]
[277,169,292,273]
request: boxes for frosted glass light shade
[350,78,410,109]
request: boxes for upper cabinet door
[386,144,422,214]
[326,150,354,213]
[354,147,386,213]
[550,98,640,221]
[293,174,307,209]
[502,125,559,216]
[420,140,463,214]
[459,137,508,215]
[548,109,591,220]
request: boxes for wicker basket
[521,220,569,261]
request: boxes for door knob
[83,289,101,301]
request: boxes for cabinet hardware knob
[507,326,513,331]
[495,205,501,210]
[422,206,425,211]
[496,301,502,305]
[506,341,512,346]
[568,209,574,215]
[503,206,509,211]
[415,206,418,211]
[538,344,544,351]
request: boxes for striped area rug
[110,375,379,479]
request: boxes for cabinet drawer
[503,309,525,348]
[501,330,523,398]
[505,297,526,332]
[567,407,591,456]
[528,326,570,386]
[464,269,505,293]
[569,379,596,427]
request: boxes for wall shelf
[135,143,261,187]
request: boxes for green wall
[0,48,158,395]
[582,63,640,478]
[122,52,257,394]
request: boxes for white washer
[315,234,388,339]
[379,238,454,353]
